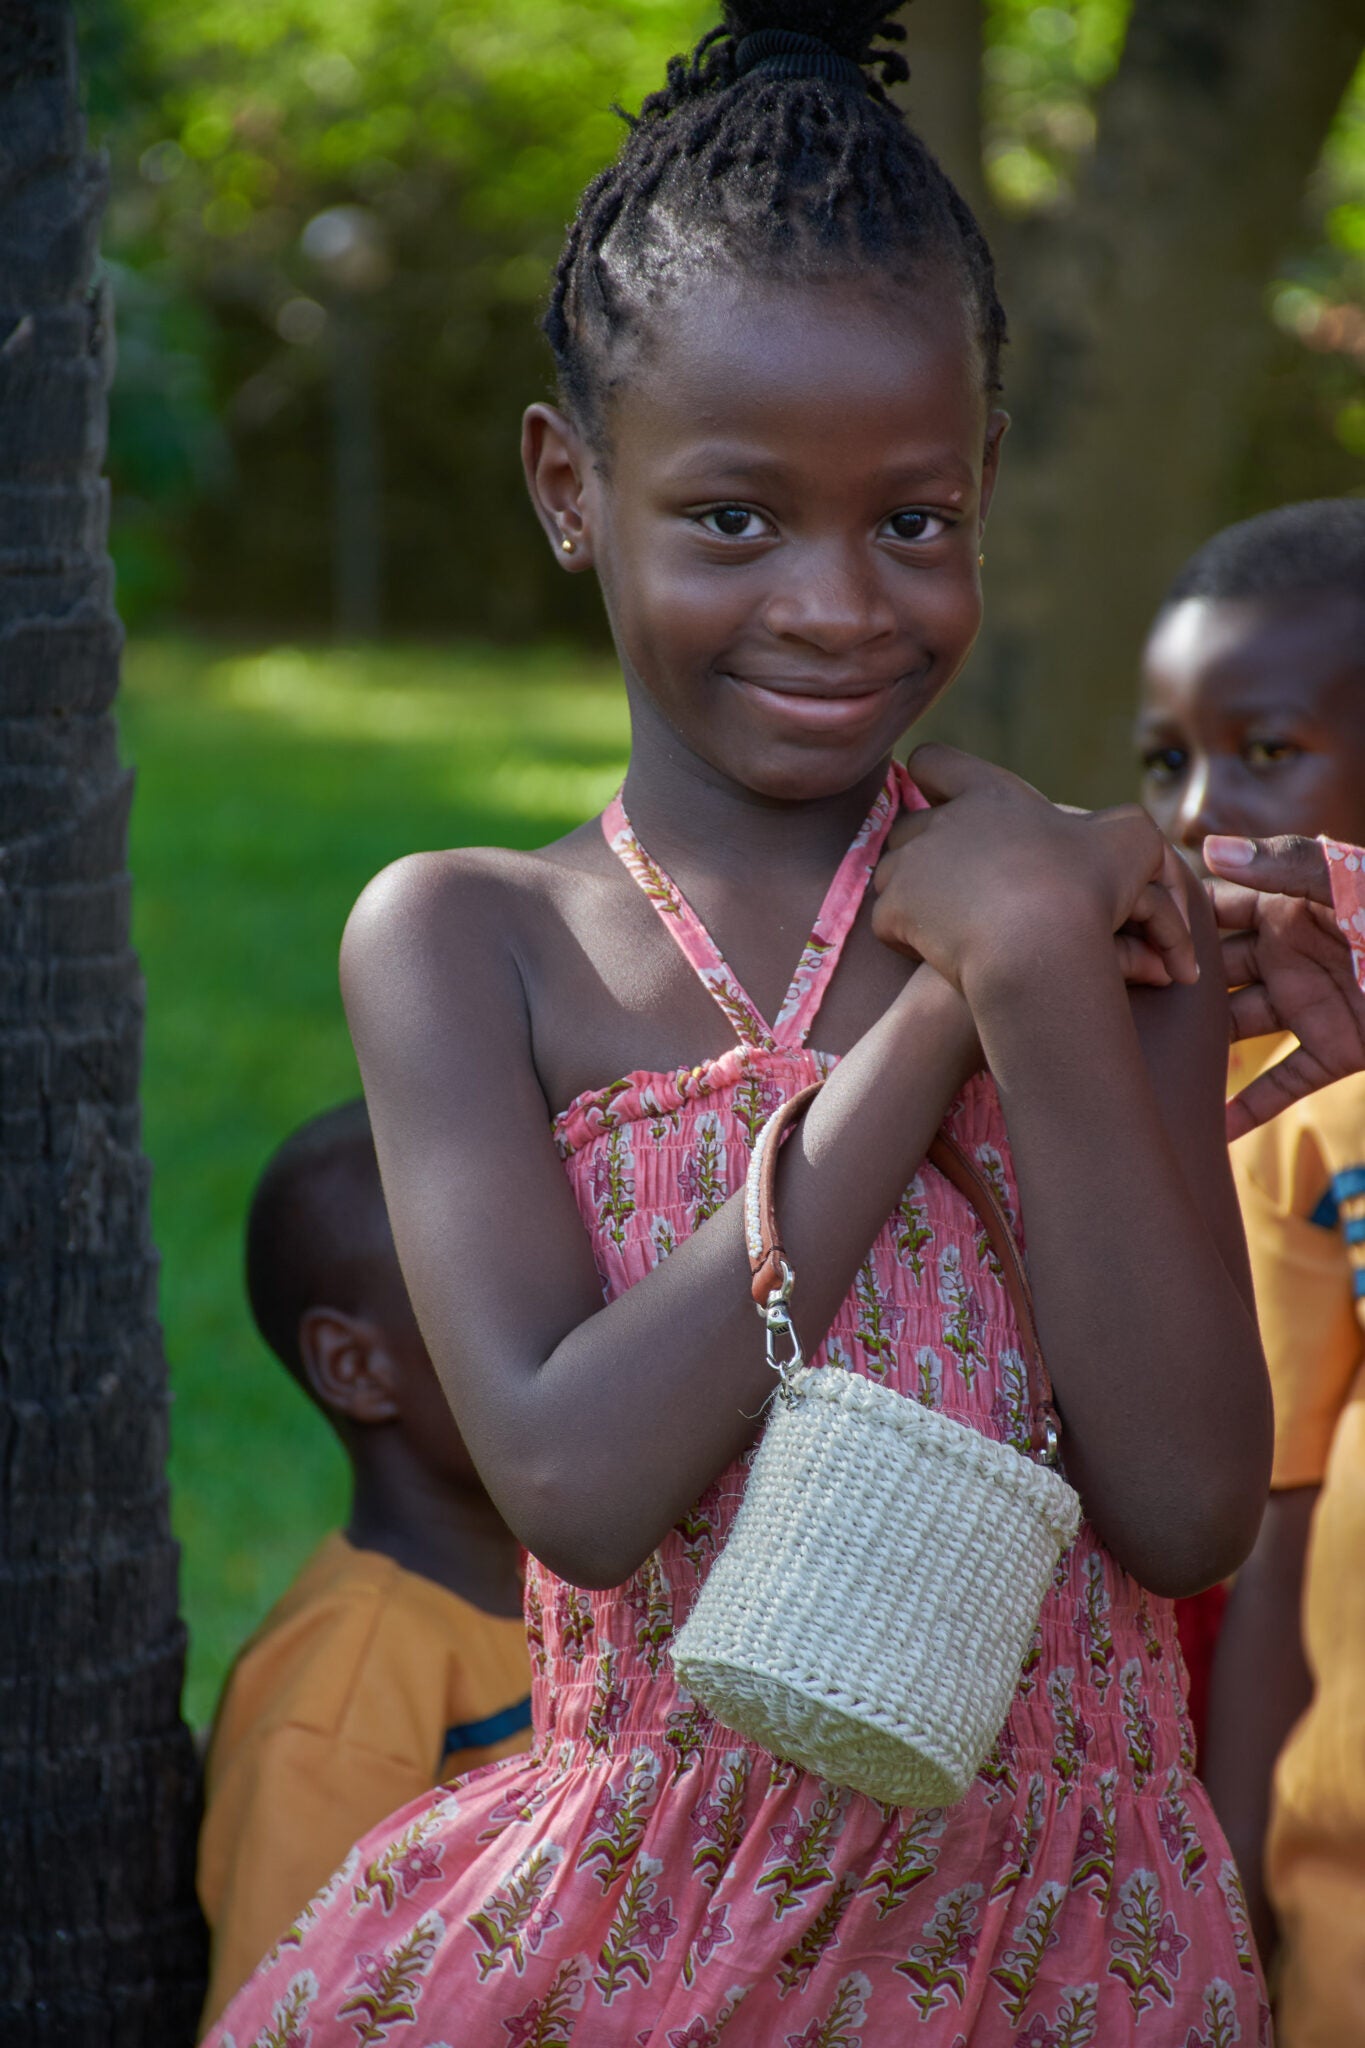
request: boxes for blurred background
[76,0,1365,1725]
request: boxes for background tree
[905,0,1365,798]
[0,5,204,2040]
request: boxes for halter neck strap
[601,766,912,1053]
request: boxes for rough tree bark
[903,0,1365,805]
[0,6,205,2042]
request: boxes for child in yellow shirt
[197,1101,532,2032]
[1137,496,1365,2042]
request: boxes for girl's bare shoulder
[340,819,613,1012]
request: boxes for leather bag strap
[745,1085,1061,1463]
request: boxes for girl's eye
[698,506,769,540]
[884,509,949,544]
[1244,737,1301,771]
[1140,745,1187,784]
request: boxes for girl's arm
[341,848,979,1589]
[983,877,1269,1594]
[1203,1486,1318,1962]
[875,748,1272,1597]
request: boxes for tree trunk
[958,0,1365,804]
[0,7,205,2042]
[897,0,989,226]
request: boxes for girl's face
[1137,594,1365,875]
[527,273,1006,803]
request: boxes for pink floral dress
[210,768,1269,2048]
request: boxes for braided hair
[544,1,1007,444]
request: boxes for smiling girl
[207,7,1272,2041]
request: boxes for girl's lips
[730,675,901,734]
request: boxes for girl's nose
[762,547,897,652]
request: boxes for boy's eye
[1140,744,1187,784]
[698,506,769,540]
[884,509,950,543]
[1244,737,1301,770]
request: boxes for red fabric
[1175,1583,1229,1765]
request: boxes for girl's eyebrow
[659,449,795,486]
[660,446,977,489]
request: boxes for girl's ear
[522,402,595,572]
[978,408,1010,529]
[298,1306,401,1426]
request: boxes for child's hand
[872,745,1198,1001]
[1205,836,1365,1138]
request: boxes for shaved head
[245,1100,398,1379]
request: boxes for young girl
[207,7,1273,2040]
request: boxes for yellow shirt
[197,1533,532,2033]
[1229,1036,1365,2045]
[1229,1035,1365,1491]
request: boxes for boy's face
[1137,592,1365,876]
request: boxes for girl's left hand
[872,745,1197,998]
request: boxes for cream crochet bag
[671,1084,1082,1808]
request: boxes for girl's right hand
[871,744,1198,1002]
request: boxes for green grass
[120,637,630,1727]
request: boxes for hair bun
[720,1,908,66]
[734,28,869,87]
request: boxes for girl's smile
[526,273,1007,806]
[723,668,908,736]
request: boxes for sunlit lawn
[120,637,629,1726]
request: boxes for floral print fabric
[1324,835,1365,990]
[209,766,1269,2047]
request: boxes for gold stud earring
[561,532,575,554]
[978,551,986,568]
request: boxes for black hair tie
[734,28,868,89]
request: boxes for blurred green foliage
[121,636,630,1724]
[984,0,1130,209]
[982,4,1365,472]
[82,1,1364,631]
[85,0,711,631]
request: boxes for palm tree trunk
[0,6,205,2040]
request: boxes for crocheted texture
[673,1366,1081,1804]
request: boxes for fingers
[1204,832,1333,907]
[1219,932,1259,988]
[1127,878,1199,985]
[1113,932,1173,987]
[1159,839,1193,930]
[881,811,932,857]
[1227,982,1283,1041]
[1226,1043,1335,1141]
[905,743,1035,806]
[1204,877,1262,933]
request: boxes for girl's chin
[717,701,934,802]
[700,732,902,807]
[624,669,939,803]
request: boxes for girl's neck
[618,704,893,890]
